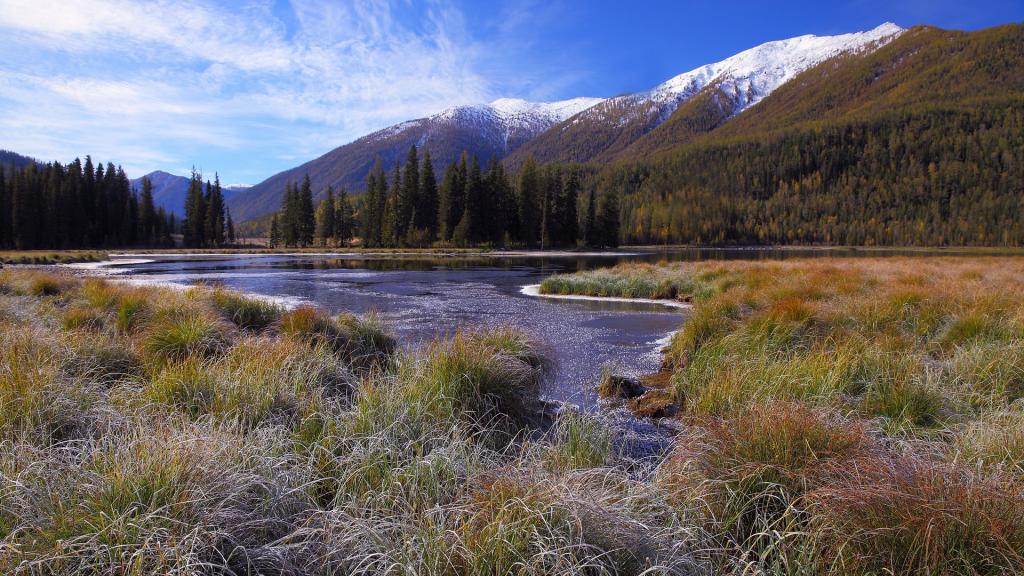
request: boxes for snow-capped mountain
[229,23,904,221]
[228,96,602,221]
[368,97,603,148]
[649,22,903,118]
[511,23,905,164]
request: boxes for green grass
[211,287,281,331]
[0,250,108,265]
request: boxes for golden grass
[7,258,1024,575]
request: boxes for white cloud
[0,0,508,181]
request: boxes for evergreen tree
[183,169,206,248]
[562,168,581,245]
[517,156,541,247]
[204,174,225,247]
[583,188,598,247]
[361,159,388,247]
[362,163,380,247]
[299,174,315,247]
[0,168,8,248]
[316,186,336,246]
[269,213,281,248]
[385,163,402,245]
[336,187,352,244]
[417,150,438,240]
[540,185,550,250]
[139,177,156,243]
[226,207,236,245]
[597,189,620,247]
[280,182,298,247]
[398,146,419,242]
[438,162,460,241]
[463,155,484,243]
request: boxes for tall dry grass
[0,270,707,575]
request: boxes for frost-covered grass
[8,260,1024,574]
[0,271,706,575]
[545,257,1024,574]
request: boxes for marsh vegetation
[544,257,1024,574]
[5,257,1024,574]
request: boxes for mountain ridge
[226,96,601,221]
[227,22,906,222]
[131,170,249,218]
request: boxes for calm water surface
[108,247,970,408]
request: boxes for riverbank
[540,256,1024,573]
[521,283,691,309]
[0,269,703,574]
[0,250,109,265]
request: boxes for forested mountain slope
[0,150,38,171]
[506,23,904,166]
[602,23,1024,246]
[227,98,600,222]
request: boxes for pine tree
[269,213,280,248]
[225,207,236,245]
[336,187,352,245]
[517,156,540,247]
[597,189,620,247]
[298,174,315,247]
[316,186,336,246]
[204,174,225,247]
[417,150,438,240]
[463,155,483,243]
[362,164,380,247]
[139,177,156,244]
[280,182,298,247]
[183,169,206,248]
[0,168,8,248]
[398,146,419,242]
[540,186,550,250]
[562,168,580,245]
[385,163,402,245]
[361,159,388,247]
[82,156,96,244]
[583,187,597,247]
[438,162,459,241]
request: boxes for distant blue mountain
[130,170,249,217]
[0,149,38,170]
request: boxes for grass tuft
[211,288,281,331]
[145,308,228,363]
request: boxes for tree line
[603,103,1024,246]
[0,157,174,250]
[182,171,237,248]
[267,146,621,249]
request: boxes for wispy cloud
[0,0,543,182]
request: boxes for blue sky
[1,0,1021,185]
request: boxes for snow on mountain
[653,22,905,112]
[231,23,908,220]
[368,96,604,149]
[577,22,905,126]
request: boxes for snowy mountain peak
[487,97,605,121]
[652,22,906,109]
[431,96,603,128]
[368,96,604,149]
